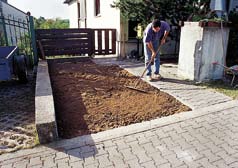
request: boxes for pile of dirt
[48,58,190,139]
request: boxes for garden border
[35,60,58,144]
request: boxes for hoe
[126,44,162,93]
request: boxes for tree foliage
[112,0,210,26]
[34,17,69,29]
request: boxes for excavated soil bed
[48,58,191,139]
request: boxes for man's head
[152,19,161,32]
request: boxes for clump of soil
[48,58,190,139]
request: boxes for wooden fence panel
[36,28,94,57]
[111,29,116,54]
[36,28,116,57]
[105,30,109,55]
[94,29,116,55]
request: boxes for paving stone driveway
[0,73,36,154]
[0,58,237,168]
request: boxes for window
[95,0,100,16]
[128,20,140,39]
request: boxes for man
[143,19,170,81]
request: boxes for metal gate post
[29,15,38,65]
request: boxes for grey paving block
[96,155,113,167]
[84,156,98,166]
[126,159,140,168]
[120,148,137,161]
[69,161,83,168]
[55,152,69,160]
[13,160,28,168]
[141,161,156,168]
[229,161,238,168]
[28,157,43,167]
[114,139,130,151]
[196,157,217,168]
[128,141,144,154]
[109,156,125,166]
[141,142,158,155]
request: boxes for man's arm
[161,31,169,45]
[146,41,156,58]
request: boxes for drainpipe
[228,0,233,12]
[84,0,87,28]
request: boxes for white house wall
[86,0,121,56]
[68,1,79,28]
[86,0,120,30]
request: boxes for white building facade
[64,0,140,58]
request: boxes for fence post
[91,29,95,56]
[12,16,18,45]
[7,15,14,45]
[29,15,38,65]
[1,16,8,46]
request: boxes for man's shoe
[146,75,152,81]
[154,74,162,80]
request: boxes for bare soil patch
[48,58,190,139]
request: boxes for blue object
[210,0,227,18]
[210,0,226,11]
[0,46,18,80]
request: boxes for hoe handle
[133,45,162,88]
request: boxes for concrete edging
[35,60,58,144]
[49,99,237,150]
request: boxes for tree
[34,17,69,29]
[112,0,211,27]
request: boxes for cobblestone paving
[0,103,237,168]
[0,58,237,168]
[0,74,36,154]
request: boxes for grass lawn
[198,80,238,99]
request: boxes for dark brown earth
[48,58,191,139]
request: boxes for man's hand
[152,50,156,58]
[161,38,166,45]
[151,51,156,65]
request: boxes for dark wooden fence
[94,29,116,55]
[35,28,116,58]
